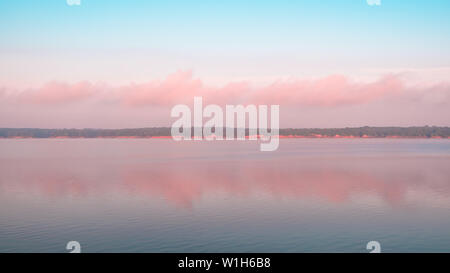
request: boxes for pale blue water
[0,139,449,253]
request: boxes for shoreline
[1,135,449,139]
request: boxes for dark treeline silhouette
[0,126,449,138]
[281,126,450,138]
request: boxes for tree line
[0,126,449,138]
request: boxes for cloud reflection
[1,155,449,209]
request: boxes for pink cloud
[0,71,449,128]
[410,82,450,106]
[255,74,404,106]
[18,81,98,105]
[116,71,407,107]
[2,71,446,108]
[119,70,204,106]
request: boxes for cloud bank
[0,70,449,128]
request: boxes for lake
[0,139,449,252]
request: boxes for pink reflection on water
[1,154,449,209]
[121,158,450,208]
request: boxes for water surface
[0,139,449,252]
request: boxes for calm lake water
[0,139,449,253]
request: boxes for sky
[0,0,449,128]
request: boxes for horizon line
[1,125,450,130]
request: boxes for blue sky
[0,0,448,88]
[1,0,449,55]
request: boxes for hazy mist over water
[0,139,449,252]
